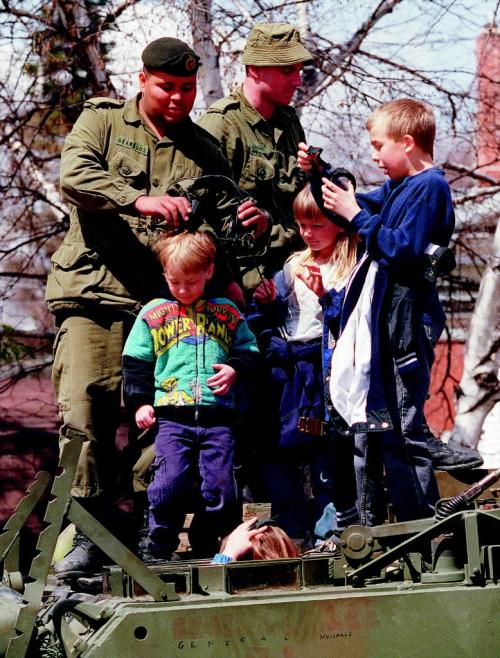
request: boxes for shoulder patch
[205,96,241,115]
[84,97,125,109]
[193,123,224,148]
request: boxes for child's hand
[253,278,276,304]
[135,404,156,430]
[207,363,237,395]
[321,178,361,220]
[297,141,323,173]
[296,264,326,297]
[221,517,269,560]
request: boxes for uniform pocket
[147,456,170,507]
[48,242,106,300]
[240,154,275,190]
[51,324,70,411]
[110,152,147,188]
[51,242,100,270]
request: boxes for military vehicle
[2,434,500,658]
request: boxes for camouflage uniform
[46,95,232,498]
[198,85,307,290]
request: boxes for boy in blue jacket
[302,99,469,524]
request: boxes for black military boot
[427,437,484,471]
[135,508,173,564]
[53,531,105,580]
[136,537,170,565]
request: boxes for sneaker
[53,531,105,580]
[427,437,484,471]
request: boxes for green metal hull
[3,438,500,658]
[83,585,500,658]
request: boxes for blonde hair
[154,231,216,273]
[366,98,436,157]
[290,185,359,288]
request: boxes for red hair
[220,525,300,560]
[250,526,300,560]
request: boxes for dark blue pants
[257,338,358,540]
[261,437,358,541]
[147,418,237,556]
[355,325,439,525]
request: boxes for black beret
[141,37,200,76]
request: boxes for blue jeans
[261,436,358,540]
[355,326,439,525]
[148,418,238,556]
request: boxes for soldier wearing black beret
[141,37,201,76]
[48,35,269,578]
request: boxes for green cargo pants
[52,313,133,498]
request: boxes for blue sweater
[354,168,454,268]
[323,169,455,435]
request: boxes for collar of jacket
[123,94,195,143]
[232,84,290,128]
[123,95,143,125]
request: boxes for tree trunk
[448,217,500,449]
[189,0,223,108]
[294,0,317,117]
[34,0,118,126]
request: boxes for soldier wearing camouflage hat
[198,22,314,292]
[198,23,314,517]
[47,36,268,578]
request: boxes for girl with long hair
[248,185,360,546]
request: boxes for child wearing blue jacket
[300,98,456,525]
[248,185,360,543]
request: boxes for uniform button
[369,423,376,429]
[119,196,127,204]
[120,165,131,175]
[381,422,390,429]
[257,167,267,179]
[152,179,159,187]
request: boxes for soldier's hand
[237,199,269,238]
[135,404,156,430]
[297,142,313,172]
[134,195,192,226]
[253,278,276,304]
[297,141,325,174]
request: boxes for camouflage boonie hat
[142,37,200,76]
[242,23,313,66]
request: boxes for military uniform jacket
[46,95,232,314]
[198,85,307,288]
